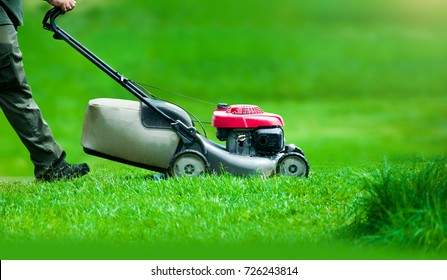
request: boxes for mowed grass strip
[0,166,362,244]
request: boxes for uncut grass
[351,157,447,253]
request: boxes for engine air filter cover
[212,104,284,129]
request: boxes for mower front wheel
[276,153,309,177]
[169,150,209,178]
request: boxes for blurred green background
[1,0,446,177]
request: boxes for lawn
[1,0,446,259]
[1,159,446,259]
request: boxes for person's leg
[0,25,88,180]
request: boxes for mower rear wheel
[277,153,309,177]
[169,150,208,178]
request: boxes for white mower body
[82,98,180,171]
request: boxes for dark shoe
[37,162,90,182]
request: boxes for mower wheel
[276,153,309,177]
[169,150,209,178]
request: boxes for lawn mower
[42,8,309,178]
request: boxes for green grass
[1,0,447,259]
[349,157,447,252]
[1,166,359,244]
[1,159,446,259]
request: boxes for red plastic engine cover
[212,104,284,129]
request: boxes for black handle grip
[42,7,64,32]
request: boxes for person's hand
[46,0,77,12]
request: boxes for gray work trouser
[0,24,65,177]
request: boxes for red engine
[212,104,285,155]
[212,104,284,129]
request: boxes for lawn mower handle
[42,8,205,152]
[42,7,148,102]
